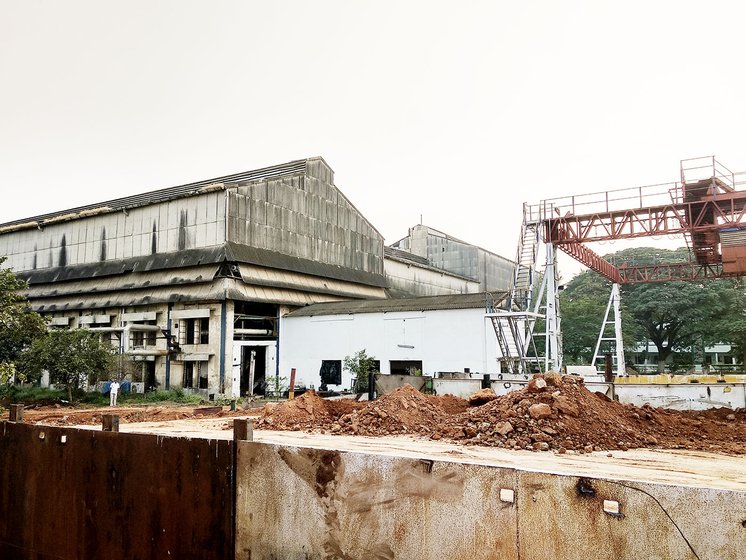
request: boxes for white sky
[2,1,745,281]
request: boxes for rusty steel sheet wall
[0,422,233,560]
[235,442,746,560]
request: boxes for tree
[560,266,641,365]
[561,247,740,372]
[21,330,115,401]
[343,349,377,393]
[0,257,47,382]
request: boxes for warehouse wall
[0,191,226,272]
[279,307,499,391]
[226,157,384,276]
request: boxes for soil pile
[257,376,746,454]
[256,391,366,430]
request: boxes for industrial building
[391,224,515,292]
[279,291,505,391]
[0,157,513,397]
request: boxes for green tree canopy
[561,247,740,372]
[21,330,115,401]
[0,257,47,382]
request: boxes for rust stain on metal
[0,421,233,560]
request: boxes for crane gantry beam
[535,170,746,284]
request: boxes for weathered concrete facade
[392,224,515,292]
[0,158,387,396]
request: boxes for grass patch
[123,388,204,405]
[0,385,67,405]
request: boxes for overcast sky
[2,1,745,280]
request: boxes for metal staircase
[509,203,541,311]
[487,203,547,374]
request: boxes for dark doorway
[241,346,267,396]
[145,361,156,391]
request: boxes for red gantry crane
[491,157,746,375]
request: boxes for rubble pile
[257,374,746,454]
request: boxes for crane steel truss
[494,157,746,376]
[536,157,746,284]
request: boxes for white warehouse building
[279,292,505,391]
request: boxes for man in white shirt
[110,380,120,407]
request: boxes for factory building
[0,158,391,397]
[391,224,515,292]
[0,157,516,397]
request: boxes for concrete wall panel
[235,442,518,560]
[516,471,744,560]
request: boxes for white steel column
[544,243,562,372]
[611,283,626,375]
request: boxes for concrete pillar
[9,404,23,422]
[233,419,253,442]
[102,414,119,432]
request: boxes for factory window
[180,318,209,345]
[183,362,195,388]
[131,321,157,348]
[389,360,423,375]
[319,360,342,386]
[183,361,207,389]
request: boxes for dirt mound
[11,405,243,426]
[255,376,746,454]
[443,375,652,451]
[331,384,447,437]
[427,393,470,415]
[257,390,333,430]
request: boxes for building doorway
[241,346,267,396]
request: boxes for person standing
[109,380,120,407]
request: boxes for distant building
[390,224,514,292]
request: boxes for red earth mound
[256,377,746,453]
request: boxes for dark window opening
[183,362,195,388]
[319,360,342,386]
[389,360,423,375]
[234,301,278,340]
[180,318,209,345]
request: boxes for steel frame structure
[535,157,746,285]
[500,157,746,375]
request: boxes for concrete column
[233,419,253,441]
[9,404,23,422]
[102,414,119,432]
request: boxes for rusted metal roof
[0,159,307,228]
[284,291,507,317]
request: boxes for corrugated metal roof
[383,246,429,266]
[0,159,307,228]
[383,246,476,281]
[284,291,507,317]
[239,263,386,299]
[18,242,387,290]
